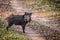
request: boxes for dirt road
[9,0,60,40]
[12,25,46,40]
[9,0,46,40]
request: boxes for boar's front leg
[6,23,13,30]
[21,24,26,33]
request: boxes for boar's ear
[25,12,27,15]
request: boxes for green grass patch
[56,12,60,16]
[30,21,44,28]
[0,28,28,40]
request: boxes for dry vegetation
[30,21,60,40]
[0,0,60,40]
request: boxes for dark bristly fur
[6,12,32,33]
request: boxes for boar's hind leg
[6,23,13,30]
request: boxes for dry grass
[32,12,56,18]
[0,11,15,19]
